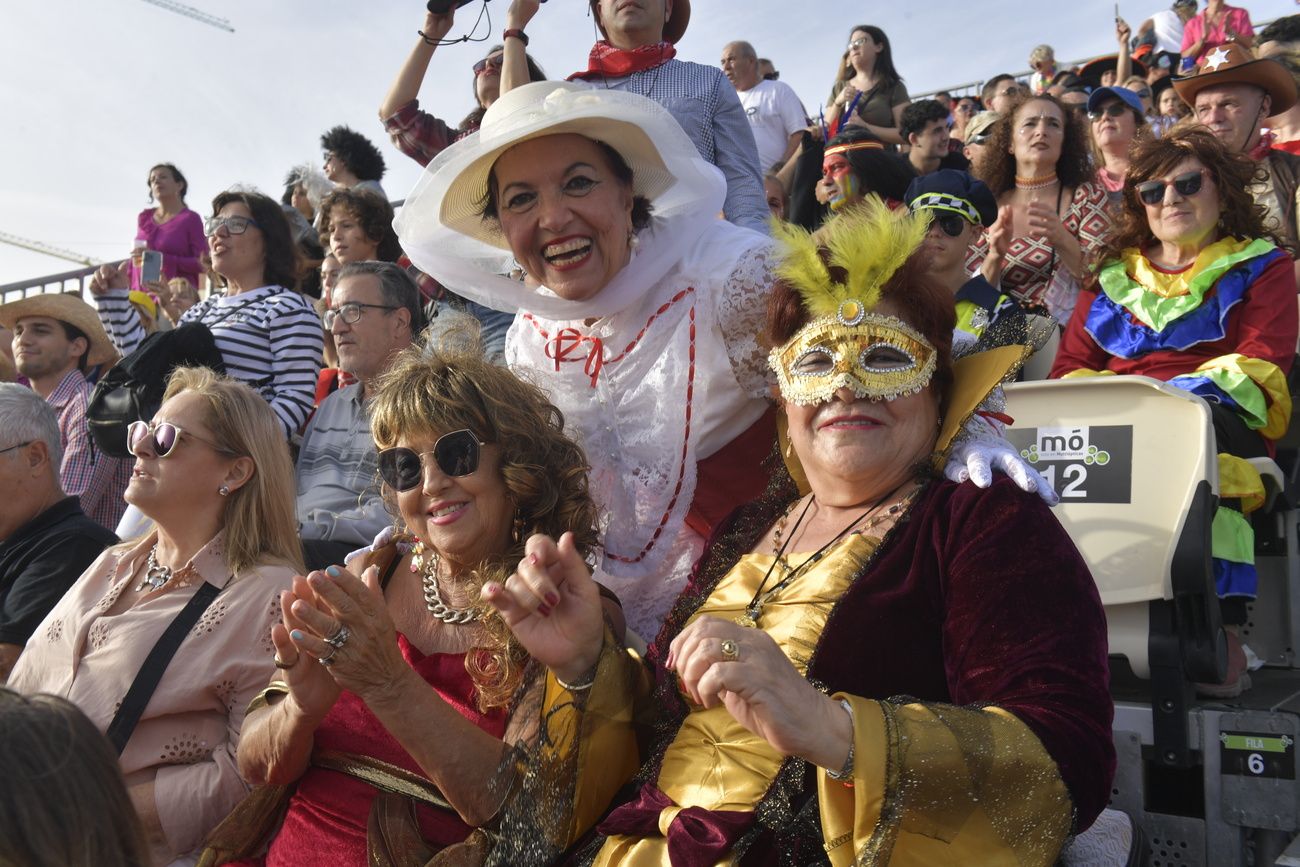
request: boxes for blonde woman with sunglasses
[1052,126,1295,698]
[225,346,624,866]
[8,367,302,866]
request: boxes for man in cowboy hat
[1174,43,1300,271]
[0,292,130,532]
[499,0,770,234]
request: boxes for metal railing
[1,266,97,304]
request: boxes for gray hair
[726,40,758,61]
[336,261,423,336]
[0,384,62,469]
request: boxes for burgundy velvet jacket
[616,476,1116,865]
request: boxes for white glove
[945,433,1060,507]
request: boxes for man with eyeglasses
[981,73,1025,116]
[1173,44,1300,276]
[297,262,422,570]
[0,385,116,681]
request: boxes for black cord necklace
[735,480,915,629]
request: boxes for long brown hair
[974,93,1093,196]
[369,344,600,711]
[1093,125,1276,269]
[0,689,151,867]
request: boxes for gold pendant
[735,612,758,628]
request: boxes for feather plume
[769,199,929,320]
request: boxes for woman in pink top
[132,163,207,290]
[8,367,303,866]
[1181,0,1255,69]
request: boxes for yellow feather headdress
[770,196,929,321]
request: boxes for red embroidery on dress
[522,289,698,564]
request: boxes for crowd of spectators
[3,1,1300,864]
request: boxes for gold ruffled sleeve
[487,630,649,865]
[818,695,1072,867]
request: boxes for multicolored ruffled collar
[1099,237,1278,332]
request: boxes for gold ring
[273,655,297,670]
[720,639,740,662]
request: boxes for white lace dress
[506,219,775,638]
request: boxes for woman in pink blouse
[1181,0,1254,69]
[9,366,303,866]
[132,164,207,291]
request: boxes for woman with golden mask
[486,200,1115,865]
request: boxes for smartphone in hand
[140,250,163,285]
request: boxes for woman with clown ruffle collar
[481,198,1115,865]
[1052,126,1296,697]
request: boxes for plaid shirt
[46,369,130,531]
[381,99,474,168]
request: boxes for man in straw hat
[0,292,130,531]
[498,0,770,234]
[1174,42,1300,270]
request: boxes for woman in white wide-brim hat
[397,81,1048,638]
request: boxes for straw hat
[1172,43,1298,113]
[0,292,120,368]
[428,81,695,250]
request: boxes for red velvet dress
[243,635,506,866]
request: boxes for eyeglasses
[1087,103,1129,121]
[473,54,503,76]
[997,85,1024,98]
[928,213,970,237]
[323,302,399,329]
[377,430,488,491]
[204,215,260,237]
[0,441,32,455]
[1136,169,1208,205]
[956,103,977,114]
[127,420,230,458]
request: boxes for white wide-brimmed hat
[395,81,727,319]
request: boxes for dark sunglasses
[473,54,503,76]
[1136,169,1207,206]
[929,213,969,238]
[127,420,228,458]
[1087,103,1129,121]
[377,430,488,491]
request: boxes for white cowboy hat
[394,80,727,319]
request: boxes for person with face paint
[817,128,916,217]
[485,198,1114,863]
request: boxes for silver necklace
[136,546,176,592]
[411,543,483,625]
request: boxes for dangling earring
[218,485,230,497]
[783,437,794,460]
[511,512,526,545]
[628,228,640,250]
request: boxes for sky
[2,0,1297,286]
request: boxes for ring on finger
[273,654,298,670]
[720,638,740,662]
[319,647,339,667]
[325,624,350,649]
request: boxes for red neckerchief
[568,40,676,80]
[1250,128,1278,161]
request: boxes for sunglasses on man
[377,429,489,491]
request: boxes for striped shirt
[96,286,324,437]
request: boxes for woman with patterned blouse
[9,367,303,866]
[968,93,1115,324]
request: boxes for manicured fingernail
[290,629,305,641]
[326,565,341,577]
[544,592,559,607]
[537,603,552,617]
